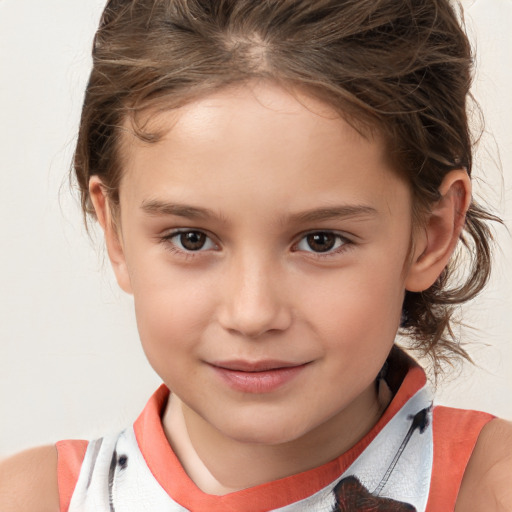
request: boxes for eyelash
[159,229,353,259]
[292,231,353,258]
[159,229,218,259]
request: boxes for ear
[405,169,471,292]
[89,176,133,294]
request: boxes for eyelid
[160,228,220,253]
[158,228,355,259]
[291,230,353,256]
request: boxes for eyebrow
[141,200,216,220]
[286,205,378,224]
[140,199,378,223]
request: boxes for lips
[211,359,306,372]
[209,360,310,393]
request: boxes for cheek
[128,257,217,353]
[132,281,213,387]
[300,264,405,345]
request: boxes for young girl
[1,0,511,510]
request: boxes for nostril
[218,303,292,339]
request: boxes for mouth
[211,359,308,372]
[208,360,310,393]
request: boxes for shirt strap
[56,439,88,512]
[426,406,495,511]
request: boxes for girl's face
[109,82,418,445]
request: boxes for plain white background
[0,0,511,458]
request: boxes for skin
[94,82,467,492]
[0,82,510,510]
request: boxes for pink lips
[209,360,309,393]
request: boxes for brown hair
[74,0,500,372]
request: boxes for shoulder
[0,445,60,512]
[456,418,512,511]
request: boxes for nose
[217,252,292,338]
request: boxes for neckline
[133,350,426,512]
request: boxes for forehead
[118,82,409,218]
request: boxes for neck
[163,380,392,495]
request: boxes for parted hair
[74,0,500,372]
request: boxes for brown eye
[163,229,217,255]
[179,231,207,251]
[306,232,336,252]
[295,231,347,254]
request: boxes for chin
[215,413,311,446]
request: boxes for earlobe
[89,177,133,294]
[405,169,471,292]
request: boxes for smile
[209,360,310,394]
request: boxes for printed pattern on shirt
[68,385,433,512]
